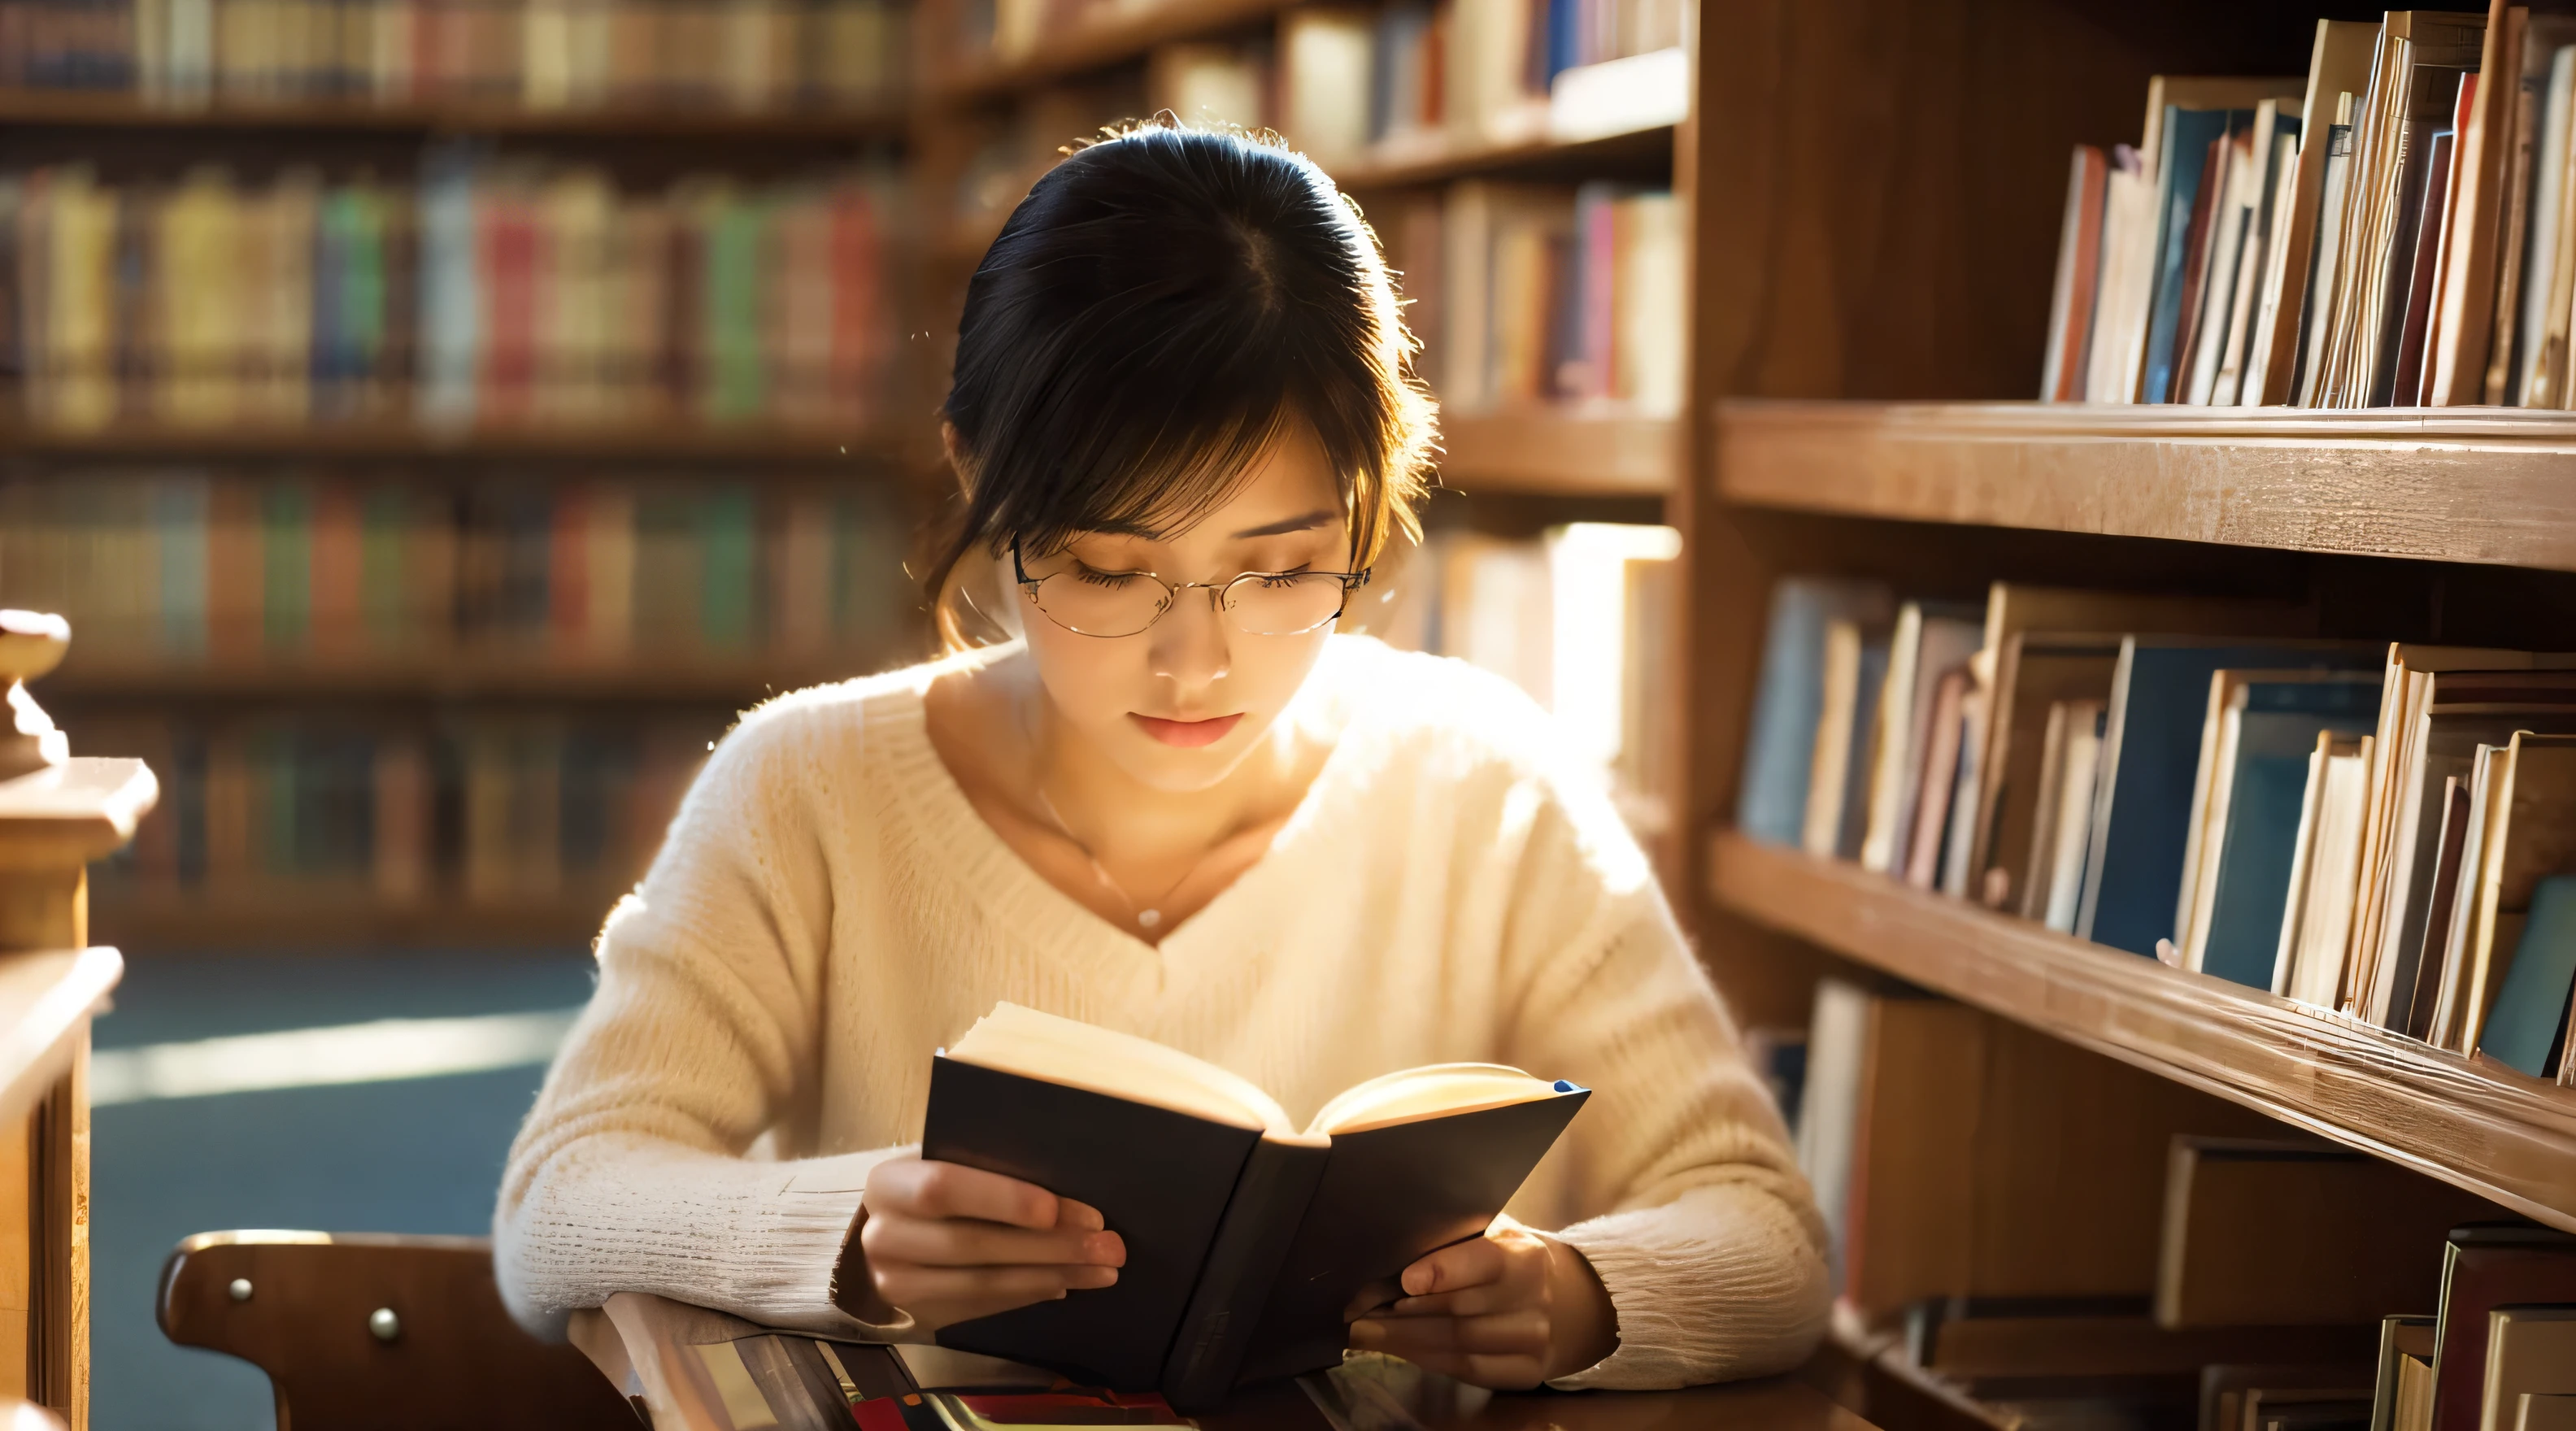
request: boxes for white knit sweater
[494,636,1830,1390]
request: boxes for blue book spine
[1736,578,1888,845]
[418,149,481,426]
[2081,645,2380,955]
[2140,107,2244,403]
[2482,876,2576,1077]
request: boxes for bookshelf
[0,8,934,950]
[1437,410,1676,497]
[1715,402,2576,574]
[925,0,1303,103]
[0,89,908,138]
[1708,830,2576,1236]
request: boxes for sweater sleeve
[493,699,908,1340]
[1492,765,1831,1390]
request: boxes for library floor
[93,948,599,1431]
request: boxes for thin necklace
[1030,785,1211,932]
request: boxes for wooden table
[575,1294,1882,1431]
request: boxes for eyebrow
[1077,508,1339,543]
[1228,509,1338,539]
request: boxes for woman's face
[1017,427,1351,794]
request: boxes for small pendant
[1137,909,1162,929]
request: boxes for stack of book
[2,153,899,433]
[1738,575,2576,1084]
[2043,8,2576,410]
[0,0,907,109]
[1792,978,2574,1431]
[1379,180,1684,415]
[0,468,916,668]
[1369,521,1678,833]
[85,707,716,909]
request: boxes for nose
[1146,582,1231,689]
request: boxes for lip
[1130,713,1244,748]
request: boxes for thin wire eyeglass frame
[1010,538,1372,638]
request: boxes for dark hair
[925,121,1437,646]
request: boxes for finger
[875,1261,1120,1318]
[1400,1236,1508,1298]
[1053,1198,1107,1233]
[864,1216,1125,1270]
[1349,1310,1547,1359]
[1377,1281,1521,1320]
[876,1160,1064,1229]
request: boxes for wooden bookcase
[1669,3,2576,1409]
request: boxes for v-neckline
[879,645,1373,958]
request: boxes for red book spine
[827,184,881,424]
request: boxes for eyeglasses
[1011,539,1370,638]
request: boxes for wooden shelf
[1436,408,1676,497]
[47,654,888,702]
[0,88,906,139]
[0,419,908,464]
[929,0,1300,104]
[1329,123,1675,190]
[1705,829,2576,1235]
[89,888,616,950]
[1713,400,2576,573]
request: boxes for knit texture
[494,636,1830,1390]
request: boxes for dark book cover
[922,1055,1265,1390]
[923,1055,1586,1407]
[2144,107,2252,404]
[2080,641,2380,956]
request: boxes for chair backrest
[158,1231,640,1431]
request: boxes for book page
[1306,1063,1561,1137]
[946,1003,1292,1134]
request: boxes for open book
[922,1003,1590,1411]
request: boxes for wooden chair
[156,1231,640,1430]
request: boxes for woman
[495,124,1828,1392]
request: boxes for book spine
[1160,1138,1332,1412]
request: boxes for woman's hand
[1346,1215,1617,1389]
[842,1155,1125,1331]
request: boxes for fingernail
[1071,1204,1105,1232]
[1402,1268,1430,1296]
[1081,1266,1119,1288]
[1349,1320,1382,1348]
[1087,1232,1125,1264]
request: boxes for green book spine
[706,194,767,420]
[700,487,755,652]
[263,484,312,651]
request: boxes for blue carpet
[92,952,598,1431]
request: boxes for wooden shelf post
[0,611,158,1431]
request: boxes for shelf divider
[1706,828,2576,1233]
[1714,400,2576,572]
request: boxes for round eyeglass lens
[1222,572,1348,636]
[1030,572,1168,637]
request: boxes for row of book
[5,154,899,432]
[1784,981,2573,1431]
[84,709,714,903]
[1136,1,1687,174]
[1363,520,1677,833]
[0,469,917,662]
[1378,180,1684,415]
[2045,9,2576,410]
[1738,577,2576,1084]
[0,0,906,108]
